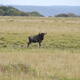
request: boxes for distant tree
[0,9,4,16]
[55,13,79,17]
[55,13,68,17]
[29,11,44,17]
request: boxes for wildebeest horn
[45,32,47,34]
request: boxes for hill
[13,5,80,16]
[0,6,43,16]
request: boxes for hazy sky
[0,0,80,6]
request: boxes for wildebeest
[27,33,47,47]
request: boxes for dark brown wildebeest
[27,33,47,47]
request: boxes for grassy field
[0,16,80,80]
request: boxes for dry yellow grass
[0,16,80,34]
[0,16,80,80]
[0,49,80,80]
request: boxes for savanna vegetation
[55,13,80,17]
[0,6,43,16]
[0,16,80,80]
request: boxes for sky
[0,0,80,6]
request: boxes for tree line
[0,6,43,16]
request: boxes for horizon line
[0,4,80,7]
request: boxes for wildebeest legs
[27,42,31,47]
[39,42,41,47]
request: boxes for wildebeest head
[38,32,47,40]
[27,32,47,47]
